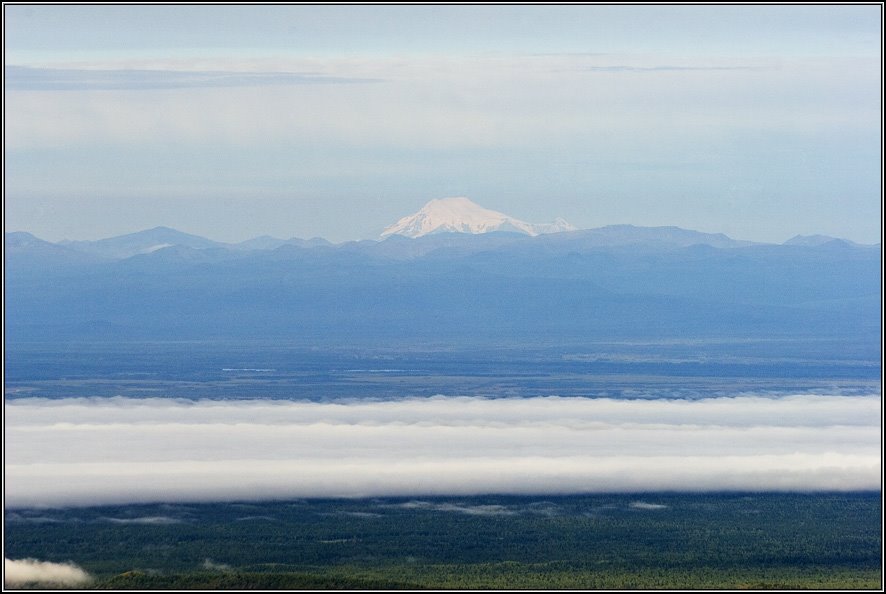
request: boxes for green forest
[5,492,882,589]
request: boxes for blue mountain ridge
[5,226,880,345]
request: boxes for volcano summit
[381,197,576,238]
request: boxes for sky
[3,5,882,243]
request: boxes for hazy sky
[4,5,882,243]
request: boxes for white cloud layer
[4,558,92,587]
[5,54,877,151]
[4,395,880,506]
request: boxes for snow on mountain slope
[531,217,578,235]
[381,197,576,238]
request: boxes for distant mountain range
[7,197,876,261]
[19,227,330,260]
[8,222,770,264]
[5,210,880,346]
[6,223,874,267]
[782,234,868,248]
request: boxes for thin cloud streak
[100,516,183,525]
[4,65,380,91]
[5,54,875,151]
[4,395,880,506]
[572,65,764,72]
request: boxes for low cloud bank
[394,501,517,516]
[101,516,182,525]
[629,501,668,510]
[4,558,92,587]
[202,558,232,572]
[5,395,880,507]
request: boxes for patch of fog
[5,512,64,523]
[389,501,517,516]
[101,515,183,525]
[629,501,669,510]
[202,558,232,572]
[438,503,516,516]
[523,501,562,516]
[387,500,562,516]
[234,515,276,522]
[4,558,92,588]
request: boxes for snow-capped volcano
[381,197,576,239]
